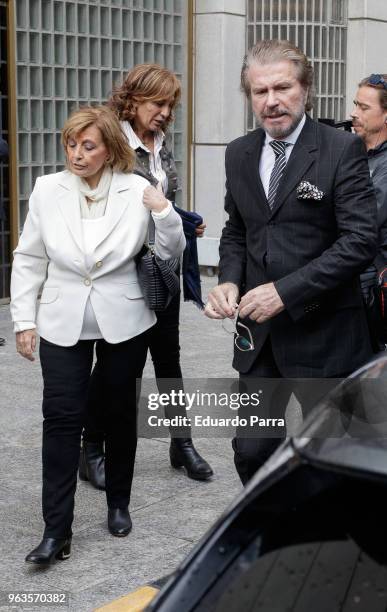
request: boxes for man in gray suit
[205,40,378,484]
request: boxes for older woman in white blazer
[10,106,185,565]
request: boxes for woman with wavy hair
[80,64,213,487]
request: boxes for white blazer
[10,170,185,346]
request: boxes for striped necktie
[267,140,290,210]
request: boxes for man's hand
[204,282,239,319]
[16,329,37,361]
[195,223,207,238]
[238,282,284,323]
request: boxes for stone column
[346,0,387,117]
[193,0,246,267]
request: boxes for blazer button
[84,277,91,286]
[95,261,103,269]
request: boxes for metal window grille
[14,0,186,231]
[330,0,346,24]
[246,0,348,131]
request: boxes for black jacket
[359,142,387,303]
[368,140,387,266]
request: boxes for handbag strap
[148,214,156,247]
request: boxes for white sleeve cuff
[14,322,37,333]
[151,201,172,220]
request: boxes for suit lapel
[243,129,268,211]
[270,115,318,217]
[57,171,84,253]
[93,172,131,251]
[56,171,132,253]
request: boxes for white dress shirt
[259,114,306,198]
[120,121,168,194]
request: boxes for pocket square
[296,181,324,201]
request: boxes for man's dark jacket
[219,115,378,377]
[360,140,387,275]
[368,140,387,265]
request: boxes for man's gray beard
[258,109,304,139]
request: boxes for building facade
[1,0,386,299]
[0,0,188,301]
[192,0,387,267]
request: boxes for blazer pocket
[39,287,59,304]
[124,284,144,300]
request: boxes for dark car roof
[293,355,387,477]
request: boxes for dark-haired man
[351,74,387,351]
[205,40,378,484]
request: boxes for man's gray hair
[241,39,314,111]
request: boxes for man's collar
[367,139,387,156]
[264,113,306,145]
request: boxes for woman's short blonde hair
[108,63,181,126]
[62,105,135,173]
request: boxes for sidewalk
[0,276,241,611]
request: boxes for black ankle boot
[170,438,213,481]
[79,441,105,490]
[25,537,71,565]
[108,508,132,537]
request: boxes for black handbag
[136,216,180,311]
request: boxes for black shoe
[0,337,5,346]
[25,537,71,565]
[108,508,132,537]
[79,441,105,490]
[170,438,213,481]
